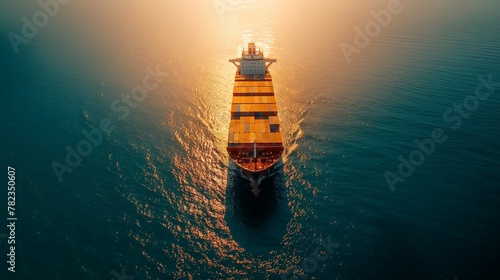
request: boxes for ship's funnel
[248,42,255,54]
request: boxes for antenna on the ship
[253,140,257,159]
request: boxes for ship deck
[227,73,284,172]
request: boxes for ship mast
[253,140,257,159]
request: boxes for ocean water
[1,1,499,279]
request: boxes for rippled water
[1,1,500,279]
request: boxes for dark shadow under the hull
[224,160,291,254]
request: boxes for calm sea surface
[1,1,499,279]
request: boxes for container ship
[227,42,284,196]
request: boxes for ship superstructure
[227,42,283,196]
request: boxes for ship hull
[227,44,283,196]
[226,72,284,196]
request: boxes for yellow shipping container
[274,132,283,143]
[250,133,256,142]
